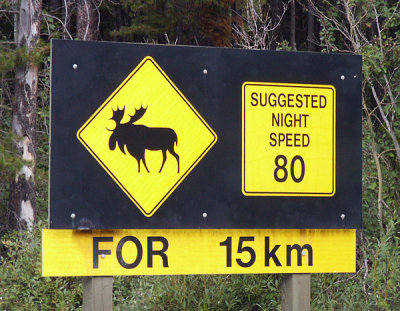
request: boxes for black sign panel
[50,39,362,229]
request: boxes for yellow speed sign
[242,82,336,196]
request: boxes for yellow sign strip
[42,229,355,277]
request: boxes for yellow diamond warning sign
[242,82,335,196]
[77,56,217,217]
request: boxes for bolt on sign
[77,56,217,217]
[242,83,336,196]
[46,40,362,276]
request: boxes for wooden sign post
[282,274,311,311]
[83,276,113,311]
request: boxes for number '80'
[274,155,305,183]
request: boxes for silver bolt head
[340,75,345,80]
[70,213,76,219]
[101,254,106,259]
[203,69,208,75]
[340,214,346,220]
[72,64,78,70]
[202,212,207,218]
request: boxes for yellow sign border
[77,57,217,217]
[242,82,336,196]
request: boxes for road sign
[42,229,355,276]
[47,40,361,277]
[50,40,362,229]
[77,56,217,217]
[242,83,335,196]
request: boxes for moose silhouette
[108,106,180,173]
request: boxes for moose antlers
[128,106,147,124]
[110,106,147,124]
[110,106,125,124]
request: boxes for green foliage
[0,222,82,310]
[0,47,18,73]
[0,45,47,74]
[113,274,281,310]
[312,221,400,311]
[276,40,293,51]
[312,1,400,310]
[35,52,51,218]
[0,131,24,183]
[318,18,338,53]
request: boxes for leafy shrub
[0,222,82,310]
[113,274,281,311]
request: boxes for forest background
[0,0,399,310]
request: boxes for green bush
[311,221,400,311]
[113,274,281,311]
[0,222,82,310]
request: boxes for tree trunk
[270,0,283,49]
[9,0,42,230]
[307,0,315,51]
[112,1,123,41]
[290,0,296,50]
[76,0,98,40]
[62,0,73,39]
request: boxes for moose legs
[168,147,180,173]
[159,150,167,173]
[133,148,180,173]
[137,157,150,173]
[159,148,180,173]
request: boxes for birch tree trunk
[62,0,73,39]
[77,0,98,40]
[9,0,42,230]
